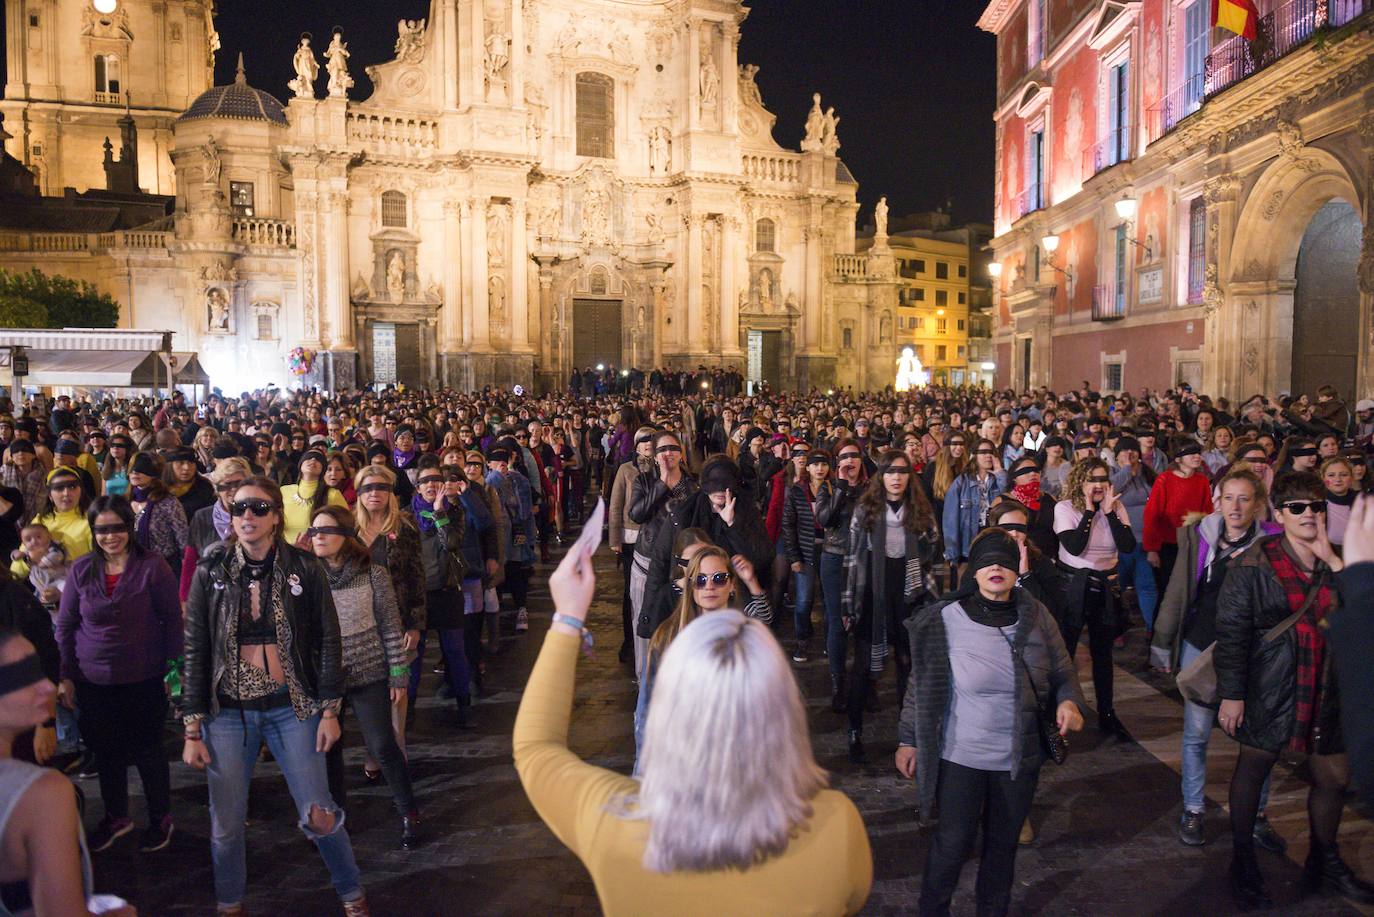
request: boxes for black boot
[456,696,475,730]
[847,729,866,764]
[1304,841,1374,903]
[830,674,845,714]
[1099,710,1131,739]
[401,812,422,850]
[1230,845,1273,911]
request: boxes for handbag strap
[998,623,1048,712]
[1260,566,1328,644]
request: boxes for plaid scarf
[1260,538,1332,754]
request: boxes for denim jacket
[942,470,1007,562]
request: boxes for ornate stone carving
[200,137,221,188]
[1203,173,1239,204]
[580,173,612,247]
[489,275,507,326]
[1201,265,1223,315]
[351,273,371,300]
[1261,190,1285,221]
[394,19,426,64]
[1359,112,1374,149]
[874,196,889,240]
[644,212,664,245]
[1276,119,1319,172]
[1244,343,1259,376]
[648,126,671,174]
[698,42,720,114]
[821,106,840,155]
[199,262,236,284]
[538,204,561,240]
[801,93,824,151]
[325,30,353,99]
[556,16,583,56]
[1359,224,1374,296]
[487,202,508,267]
[484,28,510,101]
[81,4,132,40]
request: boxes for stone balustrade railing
[346,112,439,156]
[830,254,871,280]
[742,153,801,184]
[232,218,296,248]
[99,230,171,250]
[0,229,174,254]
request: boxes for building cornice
[977,0,1021,34]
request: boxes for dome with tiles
[178,55,287,126]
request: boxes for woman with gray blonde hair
[514,530,872,916]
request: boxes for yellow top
[513,630,873,917]
[31,509,91,560]
[278,480,347,545]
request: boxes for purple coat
[55,548,182,686]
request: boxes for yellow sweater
[513,630,873,917]
[32,509,91,560]
[279,481,347,545]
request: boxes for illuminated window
[229,181,255,218]
[755,218,775,253]
[94,55,120,99]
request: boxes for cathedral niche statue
[484,29,510,100]
[489,275,507,325]
[206,287,230,332]
[801,93,824,151]
[289,34,318,98]
[386,250,405,302]
[699,48,720,112]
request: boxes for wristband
[552,613,595,658]
[389,664,410,678]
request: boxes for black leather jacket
[815,478,862,555]
[628,470,698,561]
[182,540,342,720]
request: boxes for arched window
[94,54,120,101]
[381,191,407,228]
[755,218,776,253]
[576,72,614,159]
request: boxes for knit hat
[166,446,197,464]
[131,452,160,477]
[367,442,390,461]
[53,439,81,456]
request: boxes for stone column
[322,189,352,349]
[1200,171,1241,400]
[537,259,556,383]
[509,0,524,107]
[685,214,704,355]
[720,216,741,357]
[441,198,463,351]
[650,278,666,368]
[686,21,700,132]
[471,197,490,349]
[511,198,531,352]
[440,0,459,109]
[459,199,474,345]
[721,26,739,136]
[803,223,823,350]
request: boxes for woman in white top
[1052,458,1136,738]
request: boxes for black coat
[814,478,862,556]
[897,589,1083,822]
[183,540,343,719]
[0,579,58,683]
[1214,536,1336,754]
[780,482,820,566]
[1332,562,1374,808]
[177,476,216,524]
[635,490,773,640]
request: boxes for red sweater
[1142,470,1213,551]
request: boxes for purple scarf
[211,501,233,539]
[394,447,418,470]
[411,493,443,534]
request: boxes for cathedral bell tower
[1,0,217,194]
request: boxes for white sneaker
[515,608,529,632]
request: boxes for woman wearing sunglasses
[636,546,770,759]
[1054,458,1136,738]
[841,450,941,764]
[182,477,369,917]
[1216,471,1373,908]
[179,458,251,604]
[310,505,420,849]
[56,496,181,854]
[34,468,93,561]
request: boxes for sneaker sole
[90,822,134,852]
[140,824,174,852]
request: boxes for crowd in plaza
[0,373,1372,914]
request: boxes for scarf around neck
[212,501,233,539]
[411,492,444,534]
[1012,479,1042,511]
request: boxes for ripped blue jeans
[203,703,363,907]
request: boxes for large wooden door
[573,299,623,370]
[1292,200,1361,402]
[394,323,423,388]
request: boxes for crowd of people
[0,378,1370,915]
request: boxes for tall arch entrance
[1292,200,1362,402]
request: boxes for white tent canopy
[20,350,209,388]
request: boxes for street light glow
[595,363,605,371]
[700,380,709,389]
[1041,234,1060,253]
[92,0,117,14]
[987,262,1002,278]
[1114,196,1138,221]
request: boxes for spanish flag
[1212,0,1259,40]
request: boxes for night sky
[79,1,999,226]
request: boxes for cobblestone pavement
[89,537,1373,916]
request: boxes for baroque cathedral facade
[0,0,904,393]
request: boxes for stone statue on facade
[386,250,405,302]
[289,34,318,99]
[201,137,221,188]
[739,64,763,107]
[484,29,510,99]
[801,93,824,151]
[645,212,664,245]
[325,30,353,99]
[581,187,611,247]
[556,16,582,56]
[648,126,671,174]
[874,196,889,240]
[395,19,426,64]
[699,52,720,110]
[539,204,560,240]
[489,275,507,325]
[206,287,230,332]
[821,106,841,155]
[487,204,507,267]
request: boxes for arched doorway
[1292,200,1362,402]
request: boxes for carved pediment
[1015,82,1053,119]
[1087,1,1140,52]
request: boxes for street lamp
[595,363,605,372]
[700,380,709,390]
[1114,195,1153,260]
[92,0,117,13]
[1039,234,1073,283]
[987,261,1002,279]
